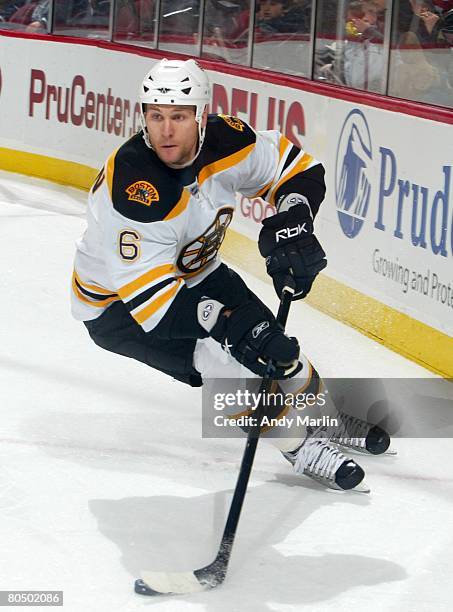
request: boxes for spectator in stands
[13,1,88,32]
[431,8,453,101]
[390,0,443,102]
[315,0,385,91]
[255,0,311,34]
[1,1,39,27]
[436,5,453,40]
[67,0,110,28]
[113,0,156,40]
[415,1,441,35]
[26,0,50,30]
[256,0,285,32]
[114,0,142,38]
[399,0,440,43]
[24,0,59,31]
[343,0,386,91]
[432,0,453,14]
[0,0,27,23]
[345,0,383,40]
[204,0,248,40]
[134,0,155,28]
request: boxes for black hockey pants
[83,263,271,387]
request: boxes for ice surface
[0,170,452,611]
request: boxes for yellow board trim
[0,148,97,190]
[221,228,453,379]
[2,147,451,377]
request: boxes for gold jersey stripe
[132,279,183,324]
[251,179,274,199]
[269,153,314,206]
[279,134,293,160]
[72,273,120,307]
[118,263,176,300]
[250,136,293,199]
[73,269,118,296]
[198,143,255,186]
[164,189,190,221]
[180,266,212,280]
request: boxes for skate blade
[326,478,371,493]
[384,445,397,456]
[352,479,371,494]
[331,443,397,457]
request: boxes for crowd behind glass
[1,0,452,107]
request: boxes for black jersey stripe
[125,277,175,312]
[282,145,300,174]
[75,278,118,301]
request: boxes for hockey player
[72,58,389,492]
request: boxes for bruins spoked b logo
[177,208,234,273]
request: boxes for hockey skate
[329,412,396,456]
[283,429,370,492]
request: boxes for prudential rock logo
[335,109,372,238]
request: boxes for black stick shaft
[210,281,295,573]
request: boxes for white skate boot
[329,412,395,456]
[283,428,370,492]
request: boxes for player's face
[145,104,203,168]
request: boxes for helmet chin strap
[140,114,206,169]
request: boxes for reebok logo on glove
[252,320,270,339]
[275,223,308,243]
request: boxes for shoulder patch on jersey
[218,114,245,132]
[125,181,160,207]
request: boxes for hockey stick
[135,278,296,596]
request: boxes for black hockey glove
[258,194,327,300]
[197,298,301,378]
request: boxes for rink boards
[0,31,452,376]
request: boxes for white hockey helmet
[139,58,211,163]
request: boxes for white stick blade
[138,570,207,595]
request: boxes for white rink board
[1,34,452,337]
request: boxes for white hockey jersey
[72,114,324,334]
